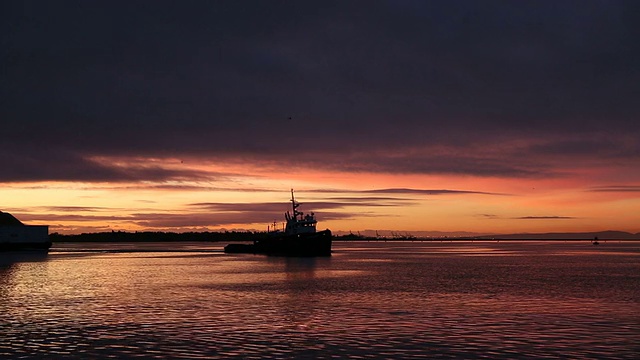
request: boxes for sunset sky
[2,0,639,235]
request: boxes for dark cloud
[477,214,576,220]
[524,137,640,161]
[515,216,575,220]
[474,214,577,220]
[12,212,133,223]
[189,198,409,214]
[14,196,399,230]
[40,206,109,212]
[0,150,220,182]
[280,152,547,177]
[359,188,505,196]
[326,197,411,202]
[588,185,640,193]
[2,0,639,182]
[312,188,506,196]
[129,210,360,229]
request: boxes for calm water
[1,241,639,359]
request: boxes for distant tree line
[48,229,640,243]
[49,230,265,243]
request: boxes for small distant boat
[0,211,51,251]
[224,190,332,256]
[592,236,600,246]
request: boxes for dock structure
[0,211,50,251]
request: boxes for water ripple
[1,241,639,358]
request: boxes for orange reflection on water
[2,241,638,359]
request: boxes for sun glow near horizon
[2,159,639,235]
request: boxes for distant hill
[335,229,640,240]
[48,229,640,242]
[49,230,262,242]
[338,230,486,238]
[477,230,640,240]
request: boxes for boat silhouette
[224,190,332,256]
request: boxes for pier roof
[0,211,25,226]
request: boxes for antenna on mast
[290,189,302,219]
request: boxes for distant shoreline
[49,231,640,243]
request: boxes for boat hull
[225,230,332,257]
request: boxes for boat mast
[290,189,302,220]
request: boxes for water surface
[1,241,638,358]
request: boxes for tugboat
[224,190,332,256]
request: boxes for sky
[2,0,639,235]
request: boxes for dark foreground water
[1,241,639,359]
